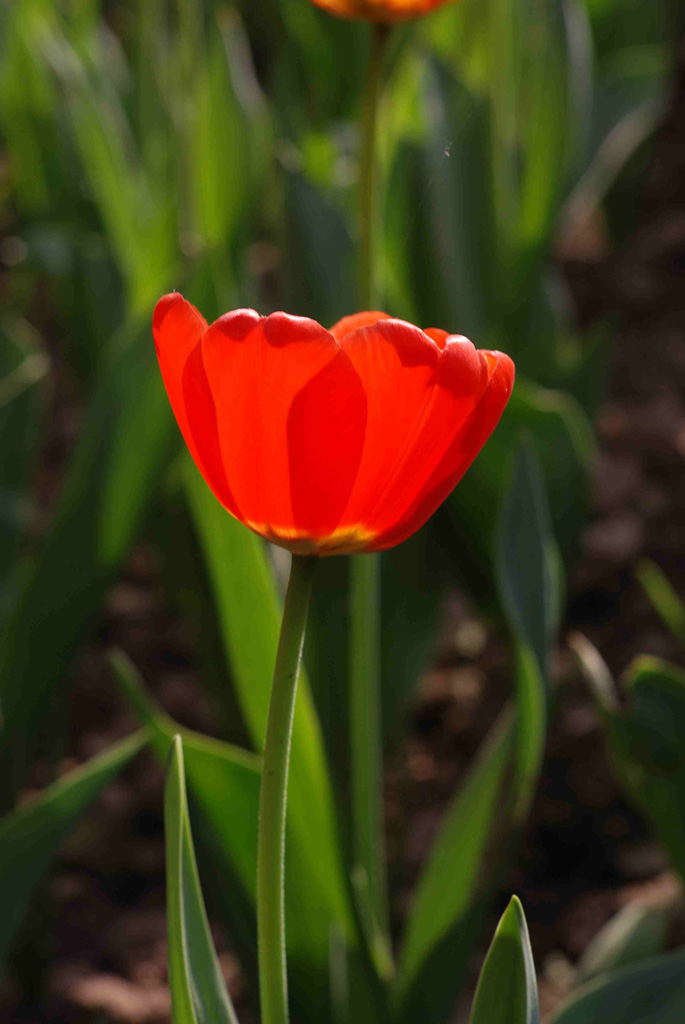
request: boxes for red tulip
[308,0,458,22]
[153,296,514,555]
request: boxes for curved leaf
[552,950,685,1024]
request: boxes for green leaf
[0,730,147,965]
[395,710,515,1017]
[636,560,685,647]
[496,438,560,817]
[0,315,47,622]
[165,734,239,1024]
[0,0,62,214]
[496,438,560,684]
[192,26,249,252]
[609,657,685,880]
[579,647,685,884]
[619,657,685,774]
[470,896,539,1024]
[551,950,685,1024]
[37,16,173,314]
[576,902,671,983]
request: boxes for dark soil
[3,34,685,1024]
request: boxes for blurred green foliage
[0,0,673,1020]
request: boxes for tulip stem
[258,554,317,1024]
[351,21,391,951]
[358,23,390,310]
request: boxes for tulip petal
[153,294,208,438]
[287,351,367,540]
[153,294,240,516]
[329,311,392,341]
[423,328,450,349]
[202,311,366,548]
[308,0,455,23]
[358,334,490,539]
[372,350,515,549]
[336,319,442,533]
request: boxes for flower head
[307,0,458,22]
[153,296,514,555]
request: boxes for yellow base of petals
[244,519,377,556]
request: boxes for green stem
[257,554,317,1024]
[358,23,390,310]
[350,22,391,949]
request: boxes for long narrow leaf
[165,734,239,1024]
[496,439,560,818]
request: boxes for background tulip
[308,0,458,22]
[154,294,514,556]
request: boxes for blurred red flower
[153,296,514,555]
[308,0,458,21]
